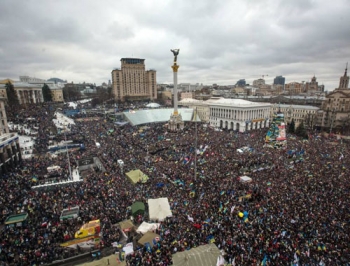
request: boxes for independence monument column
[168,49,184,131]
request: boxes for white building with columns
[208,98,271,132]
[0,81,43,104]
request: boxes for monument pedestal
[168,113,184,131]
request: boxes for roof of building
[207,98,271,107]
[272,104,320,110]
[121,58,145,64]
[124,108,197,126]
[0,79,15,84]
[0,82,41,89]
[179,98,201,104]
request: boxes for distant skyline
[0,0,349,91]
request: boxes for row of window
[210,108,269,120]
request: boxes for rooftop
[207,98,271,107]
[272,104,320,110]
[124,108,197,126]
[121,58,145,64]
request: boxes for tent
[148,198,172,221]
[136,222,160,234]
[239,176,252,183]
[118,219,135,232]
[138,232,160,247]
[5,213,28,226]
[145,103,160,108]
[172,244,221,266]
[47,165,60,172]
[131,201,145,217]
[126,169,149,185]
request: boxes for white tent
[47,165,60,172]
[136,222,160,234]
[239,175,252,183]
[146,103,160,108]
[148,198,172,221]
[122,242,134,256]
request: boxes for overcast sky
[0,0,349,91]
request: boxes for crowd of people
[0,102,349,265]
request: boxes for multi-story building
[20,76,65,102]
[209,98,271,131]
[273,76,285,86]
[256,84,274,96]
[111,58,157,102]
[0,97,21,174]
[285,82,303,95]
[180,92,194,100]
[253,78,265,87]
[51,88,64,102]
[236,79,246,87]
[318,66,350,133]
[159,91,172,106]
[271,104,319,127]
[305,76,318,92]
[0,80,43,105]
[178,98,209,122]
[19,76,46,83]
[0,98,9,135]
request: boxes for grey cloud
[0,0,349,91]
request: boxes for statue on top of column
[170,49,180,63]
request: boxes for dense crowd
[0,102,349,265]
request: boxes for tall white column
[172,68,179,115]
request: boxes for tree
[42,83,53,102]
[288,119,295,134]
[5,81,20,107]
[90,98,100,108]
[304,113,316,131]
[295,121,308,139]
[63,86,82,101]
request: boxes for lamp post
[64,126,72,180]
[194,107,198,181]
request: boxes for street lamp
[64,126,72,180]
[194,107,198,181]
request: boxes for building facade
[209,98,271,132]
[273,76,285,85]
[0,81,44,105]
[51,88,64,102]
[271,104,319,127]
[284,82,303,95]
[0,97,22,174]
[180,92,194,100]
[253,78,265,87]
[111,58,157,102]
[318,66,350,133]
[179,98,209,122]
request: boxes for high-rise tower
[111,58,157,102]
